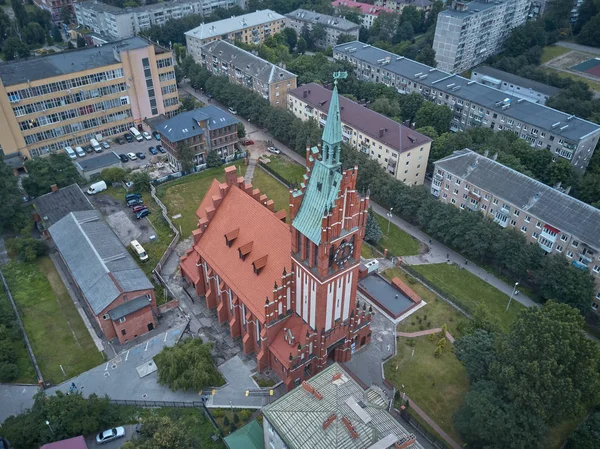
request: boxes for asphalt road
[85,424,138,449]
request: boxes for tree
[22,153,81,197]
[414,102,452,135]
[76,34,86,48]
[577,14,600,47]
[206,150,223,168]
[364,208,383,245]
[122,415,193,449]
[337,33,355,45]
[100,167,127,184]
[454,329,496,382]
[60,6,73,24]
[154,338,224,391]
[0,362,19,382]
[565,409,600,449]
[3,37,31,60]
[131,170,151,192]
[370,96,401,119]
[491,302,600,424]
[22,22,46,46]
[0,155,24,231]
[296,36,307,54]
[398,92,424,122]
[237,122,246,138]
[309,23,326,49]
[282,27,297,50]
[67,40,75,49]
[175,142,195,173]
[180,95,197,111]
[6,236,46,262]
[11,0,28,29]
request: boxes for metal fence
[397,408,453,449]
[257,161,292,188]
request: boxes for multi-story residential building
[288,82,431,185]
[197,40,297,107]
[331,0,393,29]
[185,9,285,52]
[263,363,422,449]
[432,149,600,314]
[74,0,240,40]
[33,0,74,24]
[155,105,239,169]
[285,9,360,49]
[470,66,559,105]
[334,42,600,173]
[0,37,179,167]
[433,0,529,73]
[375,0,432,14]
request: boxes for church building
[179,74,373,390]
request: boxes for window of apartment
[460,203,465,209]
[102,314,109,320]
[524,215,530,223]
[451,198,456,204]
[521,226,527,233]
[481,204,487,210]
[463,193,468,199]
[445,184,449,190]
[566,251,574,258]
[447,174,452,180]
[560,235,568,242]
[593,302,599,310]
[442,193,447,199]
[118,317,126,324]
[455,179,461,185]
[513,210,520,216]
[556,245,563,252]
[484,194,489,201]
[536,221,541,229]
[593,265,600,273]
[454,188,459,194]
[492,199,498,205]
[532,232,538,239]
[572,240,579,248]
[510,220,517,226]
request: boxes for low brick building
[49,210,156,344]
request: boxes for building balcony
[434,173,443,181]
[319,117,327,126]
[541,227,558,242]
[494,213,509,227]
[500,205,510,215]
[359,145,369,154]
[431,185,440,197]
[577,252,594,264]
[538,238,554,253]
[572,260,588,270]
[305,106,313,114]
[467,202,479,211]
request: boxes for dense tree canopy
[121,416,192,449]
[565,409,600,449]
[0,156,24,231]
[22,153,81,197]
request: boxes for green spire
[321,71,347,167]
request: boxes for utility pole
[387,207,393,234]
[505,282,519,312]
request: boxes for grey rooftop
[158,105,238,143]
[185,9,284,40]
[440,0,498,18]
[49,210,153,315]
[434,149,600,249]
[76,152,121,172]
[333,42,600,143]
[472,66,560,97]
[108,295,152,320]
[32,183,94,227]
[0,37,152,86]
[286,9,361,31]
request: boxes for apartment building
[333,42,600,173]
[375,0,432,13]
[470,66,559,105]
[331,0,393,29]
[156,105,239,169]
[185,9,285,53]
[33,0,74,24]
[285,9,360,49]
[198,40,297,107]
[433,0,529,73]
[74,0,240,40]
[432,149,600,313]
[0,37,179,166]
[288,82,431,185]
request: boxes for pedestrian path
[244,157,257,183]
[396,328,455,344]
[405,395,462,449]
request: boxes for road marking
[145,341,149,351]
[163,332,168,342]
[125,350,129,361]
[105,362,109,371]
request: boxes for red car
[242,139,254,145]
[132,205,147,213]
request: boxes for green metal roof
[322,83,343,149]
[292,157,342,245]
[224,420,264,449]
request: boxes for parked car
[124,133,134,143]
[75,146,86,158]
[96,427,125,445]
[157,145,166,154]
[149,146,158,155]
[136,209,151,219]
[242,139,254,145]
[142,131,152,141]
[83,145,94,154]
[101,141,110,149]
[115,137,125,145]
[125,193,142,201]
[127,198,144,207]
[132,205,148,213]
[228,107,237,115]
[268,146,281,154]
[119,154,129,163]
[136,152,146,159]
[127,152,137,161]
[153,131,161,141]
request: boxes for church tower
[289,72,372,372]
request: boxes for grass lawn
[157,163,246,238]
[261,155,306,184]
[361,242,380,259]
[251,166,290,218]
[375,214,421,257]
[382,267,469,337]
[384,336,468,444]
[541,45,571,64]
[542,67,600,93]
[2,257,105,384]
[411,264,524,330]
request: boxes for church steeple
[321,71,347,168]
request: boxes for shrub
[233,413,239,424]
[100,167,127,183]
[407,277,416,284]
[212,409,223,418]
[434,345,443,357]
[240,410,252,421]
[223,416,230,426]
[428,333,434,341]
[0,362,19,382]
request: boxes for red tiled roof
[41,436,88,449]
[181,250,200,284]
[332,0,392,15]
[194,185,291,321]
[196,178,223,222]
[289,83,431,154]
[269,314,310,369]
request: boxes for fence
[257,161,292,188]
[397,408,453,449]
[150,183,180,275]
[0,269,44,386]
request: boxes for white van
[129,127,143,142]
[130,239,149,262]
[86,180,107,195]
[64,146,77,160]
[75,146,86,158]
[90,138,102,153]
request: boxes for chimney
[303,90,308,98]
[379,128,384,137]
[51,184,58,193]
[492,152,498,161]
[224,165,237,187]
[565,186,572,194]
[483,149,489,157]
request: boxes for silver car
[96,426,125,444]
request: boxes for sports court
[571,58,600,79]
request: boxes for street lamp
[505,282,519,312]
[387,207,394,234]
[45,420,54,436]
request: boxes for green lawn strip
[548,414,587,449]
[541,45,571,64]
[3,258,104,384]
[261,155,306,184]
[251,166,291,218]
[158,163,246,238]
[411,263,524,330]
[375,214,421,257]
[0,287,37,383]
[384,336,468,445]
[382,267,469,338]
[360,242,381,259]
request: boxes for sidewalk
[396,328,455,344]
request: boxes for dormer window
[238,241,253,260]
[252,255,268,275]
[224,228,239,247]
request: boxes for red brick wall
[111,306,156,344]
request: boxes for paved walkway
[244,157,257,183]
[396,328,455,344]
[406,396,462,449]
[556,41,600,56]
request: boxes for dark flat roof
[358,274,413,318]
[76,152,121,172]
[32,183,94,227]
[472,66,560,97]
[0,37,150,87]
[108,295,152,320]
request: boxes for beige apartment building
[198,40,296,107]
[288,83,431,185]
[432,149,600,314]
[185,9,285,56]
[0,37,179,167]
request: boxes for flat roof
[0,37,151,87]
[440,0,498,18]
[286,9,360,32]
[185,9,284,40]
[333,42,600,142]
[472,66,560,97]
[435,149,600,250]
[76,152,121,172]
[289,83,430,154]
[358,274,413,318]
